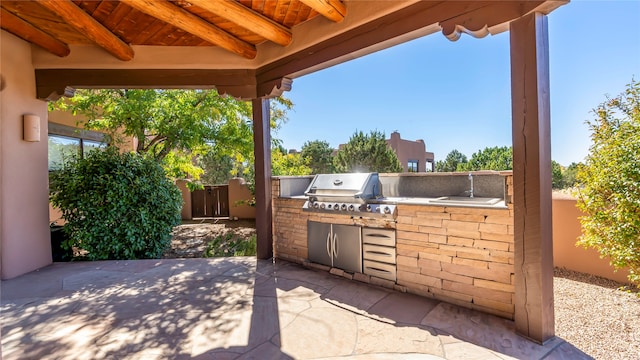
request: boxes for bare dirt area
[162,219,256,258]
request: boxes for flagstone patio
[1,258,589,359]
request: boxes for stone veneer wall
[272,174,515,319]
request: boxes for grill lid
[304,172,381,203]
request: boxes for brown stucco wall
[1,31,52,279]
[386,131,433,172]
[552,194,631,283]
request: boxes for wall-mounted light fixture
[23,114,40,142]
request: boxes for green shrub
[204,233,257,257]
[577,79,640,286]
[49,148,183,260]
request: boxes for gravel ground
[554,268,640,359]
[164,222,640,358]
[162,219,256,258]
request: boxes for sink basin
[428,196,502,206]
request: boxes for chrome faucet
[468,173,474,198]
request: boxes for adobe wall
[1,31,52,279]
[552,194,631,283]
[229,178,256,219]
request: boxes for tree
[551,160,564,189]
[463,146,513,171]
[49,148,182,260]
[301,140,335,174]
[333,130,402,173]
[577,79,640,285]
[562,162,583,188]
[50,89,292,181]
[435,150,468,172]
[272,149,312,176]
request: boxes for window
[48,123,107,171]
[407,160,419,172]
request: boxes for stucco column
[509,12,555,344]
[252,98,273,259]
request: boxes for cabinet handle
[333,233,339,258]
[365,250,392,257]
[326,232,331,258]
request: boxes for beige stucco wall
[1,31,52,279]
[228,178,256,219]
[176,179,193,221]
[552,194,631,283]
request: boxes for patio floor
[1,258,589,359]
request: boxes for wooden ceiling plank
[298,0,345,22]
[121,0,256,59]
[187,0,292,46]
[130,18,166,44]
[74,1,101,14]
[283,1,302,27]
[37,0,134,61]
[294,3,313,24]
[1,8,70,57]
[272,0,291,24]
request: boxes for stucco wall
[1,31,52,279]
[228,178,256,219]
[552,194,631,283]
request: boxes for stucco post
[509,12,555,344]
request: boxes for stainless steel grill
[302,173,396,218]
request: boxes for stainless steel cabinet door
[331,224,362,273]
[307,221,332,267]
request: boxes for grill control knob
[341,204,347,211]
[383,206,391,214]
[313,202,320,209]
[366,204,372,212]
[319,203,325,209]
[348,204,355,211]
[334,203,340,211]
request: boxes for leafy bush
[204,233,257,257]
[49,148,183,260]
[577,79,640,285]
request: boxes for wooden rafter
[299,0,346,22]
[0,8,70,57]
[188,0,292,46]
[121,0,257,59]
[37,0,134,61]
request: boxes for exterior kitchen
[273,172,515,319]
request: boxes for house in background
[386,131,435,172]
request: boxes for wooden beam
[440,1,545,41]
[0,8,70,57]
[299,0,346,22]
[509,12,555,344]
[37,0,134,61]
[252,98,273,259]
[257,1,488,84]
[121,0,256,59]
[35,68,258,100]
[188,0,292,46]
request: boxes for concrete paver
[1,258,591,359]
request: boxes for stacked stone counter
[272,172,515,319]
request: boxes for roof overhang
[28,0,568,100]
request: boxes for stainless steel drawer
[363,244,396,264]
[363,260,397,282]
[362,228,396,247]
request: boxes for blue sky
[276,0,640,166]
